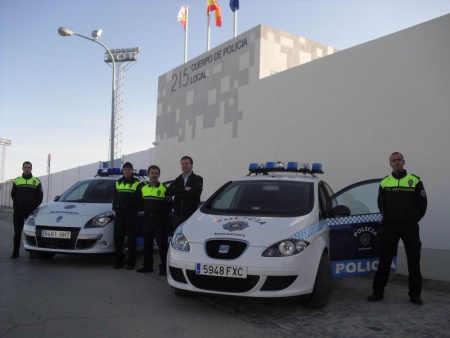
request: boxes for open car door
[326,179,397,278]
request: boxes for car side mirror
[53,195,61,201]
[329,205,351,217]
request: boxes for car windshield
[201,180,314,217]
[58,179,116,203]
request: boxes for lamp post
[58,27,116,168]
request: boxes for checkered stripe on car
[326,213,382,226]
[290,219,328,240]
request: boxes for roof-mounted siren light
[286,162,299,172]
[298,163,310,174]
[248,162,267,175]
[311,163,324,174]
[138,169,148,176]
[107,168,121,175]
[97,168,108,176]
[265,161,285,171]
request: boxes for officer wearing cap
[10,161,43,258]
[112,162,142,270]
[368,152,427,305]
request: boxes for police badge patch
[223,221,249,232]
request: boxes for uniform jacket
[140,182,171,220]
[112,176,142,211]
[166,172,203,218]
[11,174,43,209]
[378,170,427,224]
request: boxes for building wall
[154,16,450,249]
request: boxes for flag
[207,0,222,27]
[229,0,239,12]
[177,4,187,30]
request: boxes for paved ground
[1,207,450,338]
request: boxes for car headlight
[262,239,310,257]
[171,228,190,251]
[85,211,114,228]
[25,212,37,226]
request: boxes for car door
[326,179,397,278]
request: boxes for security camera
[91,29,103,39]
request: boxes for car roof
[231,173,321,183]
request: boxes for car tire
[300,252,332,309]
[173,288,192,297]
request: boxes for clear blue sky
[1,0,449,180]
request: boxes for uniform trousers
[142,215,168,271]
[13,206,35,255]
[114,209,138,266]
[372,221,422,298]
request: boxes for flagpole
[233,10,237,37]
[184,6,189,63]
[207,12,211,51]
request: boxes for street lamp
[58,27,116,168]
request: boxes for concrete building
[1,15,449,249]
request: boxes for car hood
[179,210,320,247]
[34,201,112,227]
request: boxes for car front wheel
[300,252,332,309]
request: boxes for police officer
[10,161,43,258]
[137,165,171,275]
[112,162,142,270]
[166,156,203,234]
[368,152,427,305]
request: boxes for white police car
[167,162,394,308]
[23,168,149,259]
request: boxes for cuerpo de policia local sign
[171,38,248,92]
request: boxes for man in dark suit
[166,156,203,234]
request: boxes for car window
[59,179,116,203]
[203,180,313,217]
[329,179,381,215]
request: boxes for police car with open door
[22,168,149,259]
[167,161,395,308]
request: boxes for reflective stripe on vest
[116,180,140,193]
[380,173,419,192]
[141,184,166,200]
[14,176,41,188]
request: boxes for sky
[1,0,450,181]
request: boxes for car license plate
[41,230,71,239]
[196,263,247,278]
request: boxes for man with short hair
[368,152,427,305]
[112,162,142,270]
[11,161,43,258]
[166,156,203,233]
[137,165,171,275]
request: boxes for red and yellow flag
[207,0,222,27]
[177,4,187,30]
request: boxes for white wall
[154,16,450,249]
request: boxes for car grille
[205,239,248,260]
[36,226,81,250]
[186,270,259,293]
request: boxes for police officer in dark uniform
[166,156,203,234]
[368,152,427,305]
[137,165,171,276]
[10,161,43,258]
[112,162,142,270]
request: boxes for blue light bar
[97,168,108,175]
[249,163,259,170]
[311,163,323,174]
[265,162,276,169]
[138,169,147,176]
[286,162,298,171]
[107,168,121,175]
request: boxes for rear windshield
[201,180,314,217]
[58,179,116,203]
